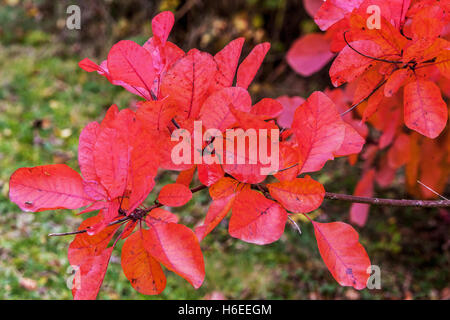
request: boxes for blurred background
[0,0,449,299]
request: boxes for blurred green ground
[0,0,448,300]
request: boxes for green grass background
[0,0,448,300]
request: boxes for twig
[48,184,208,237]
[340,78,387,116]
[256,184,450,208]
[324,192,450,208]
[343,31,402,64]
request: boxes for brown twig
[324,192,450,208]
[49,181,450,237]
[340,78,387,116]
[256,184,450,208]
[48,184,208,237]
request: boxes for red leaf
[79,58,101,72]
[314,0,364,31]
[151,11,175,47]
[350,169,375,227]
[136,100,177,133]
[160,49,217,120]
[287,33,335,77]
[78,122,100,182]
[276,95,305,129]
[267,176,325,213]
[250,98,283,119]
[68,214,119,300]
[236,42,270,89]
[176,166,197,187]
[387,133,411,169]
[312,221,371,290]
[9,164,92,212]
[199,87,252,131]
[146,208,179,225]
[229,190,287,245]
[121,230,166,295]
[209,177,247,200]
[68,214,120,266]
[212,37,245,89]
[334,122,366,156]
[291,91,346,173]
[71,247,114,300]
[195,194,235,241]
[198,163,224,187]
[274,142,300,181]
[143,222,205,288]
[330,40,384,87]
[303,0,323,18]
[436,50,450,79]
[107,40,156,95]
[403,80,448,138]
[384,68,409,97]
[157,183,193,207]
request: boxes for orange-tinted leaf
[387,133,411,168]
[274,142,300,181]
[404,80,448,138]
[330,40,384,87]
[143,222,205,288]
[384,68,409,97]
[121,230,166,295]
[229,190,287,245]
[267,176,325,213]
[157,183,193,207]
[176,166,197,187]
[9,164,92,212]
[352,67,384,104]
[195,194,235,241]
[198,163,224,187]
[209,177,245,200]
[436,50,450,79]
[312,221,371,290]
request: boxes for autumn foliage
[8,3,448,299]
[287,0,449,226]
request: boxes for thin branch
[340,78,387,116]
[343,31,402,64]
[48,184,208,237]
[324,192,450,208]
[256,184,450,208]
